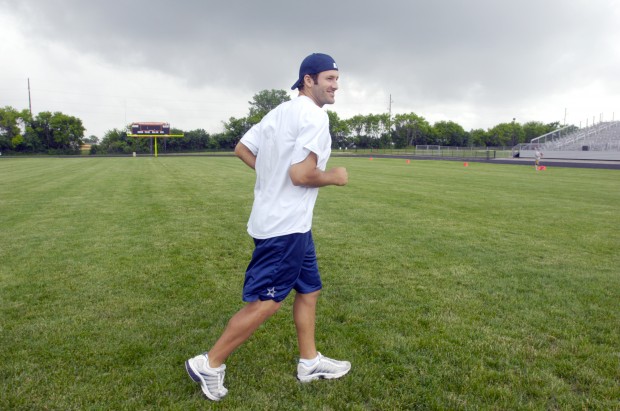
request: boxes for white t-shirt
[240,96,332,239]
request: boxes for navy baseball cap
[291,53,338,90]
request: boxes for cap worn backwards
[291,53,338,90]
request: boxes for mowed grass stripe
[0,157,618,409]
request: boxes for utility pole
[388,94,393,130]
[28,78,32,115]
[563,108,567,126]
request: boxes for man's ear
[303,74,314,89]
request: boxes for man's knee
[297,290,321,303]
[247,299,282,320]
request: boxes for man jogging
[185,53,350,401]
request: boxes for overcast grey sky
[1,0,619,137]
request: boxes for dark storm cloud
[3,0,619,127]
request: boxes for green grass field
[1,156,618,410]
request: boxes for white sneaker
[185,353,228,401]
[297,352,351,382]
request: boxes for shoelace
[202,354,226,395]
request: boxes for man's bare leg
[293,290,320,359]
[207,300,281,367]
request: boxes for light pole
[512,117,517,147]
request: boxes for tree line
[1,90,561,155]
[0,107,85,154]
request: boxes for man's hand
[325,167,348,186]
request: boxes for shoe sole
[298,368,351,383]
[185,360,223,401]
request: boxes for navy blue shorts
[242,231,322,302]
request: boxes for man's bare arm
[234,142,256,170]
[289,152,348,187]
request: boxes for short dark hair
[298,73,319,91]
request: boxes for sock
[299,354,320,367]
[204,353,221,370]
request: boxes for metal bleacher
[525,121,620,152]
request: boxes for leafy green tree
[346,114,366,146]
[327,110,350,149]
[219,116,251,149]
[522,121,562,142]
[344,113,391,148]
[22,124,43,152]
[183,128,211,151]
[344,115,367,148]
[0,106,31,151]
[469,128,488,147]
[392,113,432,147]
[220,89,291,148]
[522,121,547,142]
[30,111,52,150]
[247,89,290,124]
[96,128,131,154]
[366,113,390,143]
[165,129,212,152]
[48,112,85,152]
[433,120,468,146]
[487,122,524,147]
[28,111,85,153]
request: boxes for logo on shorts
[266,287,276,298]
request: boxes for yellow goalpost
[128,122,183,157]
[127,134,184,157]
